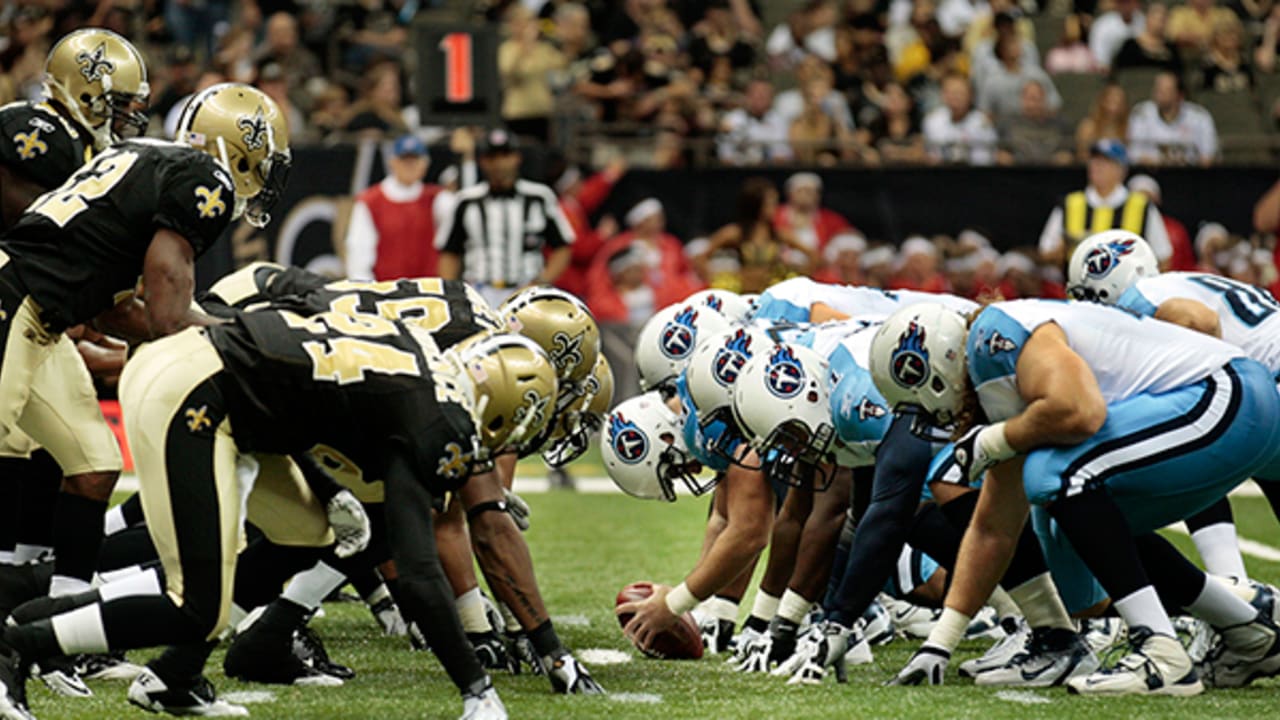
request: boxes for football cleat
[1078,616,1127,657]
[728,625,763,664]
[127,668,249,717]
[965,607,1006,641]
[224,622,344,687]
[460,681,508,720]
[696,614,736,655]
[775,620,871,685]
[959,617,1030,678]
[862,600,895,646]
[543,651,604,694]
[881,597,941,639]
[735,619,798,673]
[1066,626,1202,696]
[34,654,91,698]
[0,648,33,720]
[1196,612,1280,688]
[973,627,1098,687]
[75,651,145,681]
[294,625,355,681]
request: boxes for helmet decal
[890,321,930,389]
[608,413,649,464]
[712,329,755,387]
[512,389,551,430]
[238,107,269,151]
[857,397,887,420]
[986,331,1017,355]
[659,306,699,360]
[76,43,115,82]
[551,330,585,373]
[1084,238,1136,279]
[764,345,805,399]
[703,294,724,311]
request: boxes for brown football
[615,581,704,660]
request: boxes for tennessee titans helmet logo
[857,397,887,420]
[608,414,648,465]
[712,329,754,387]
[1084,238,1136,279]
[660,306,699,360]
[765,345,805,399]
[890,321,930,389]
[703,294,724,312]
[986,331,1016,354]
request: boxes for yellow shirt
[1166,7,1236,48]
[498,40,565,120]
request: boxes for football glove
[949,424,1016,484]
[505,633,544,676]
[325,490,371,558]
[367,588,408,637]
[773,620,853,684]
[460,680,507,720]
[469,632,517,673]
[407,621,429,651]
[729,625,763,664]
[543,651,604,695]
[735,619,798,673]
[503,489,531,532]
[887,645,951,686]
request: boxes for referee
[436,129,575,307]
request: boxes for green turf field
[31,491,1280,720]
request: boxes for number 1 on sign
[440,32,474,103]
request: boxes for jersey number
[1189,276,1280,327]
[29,149,139,227]
[325,279,453,332]
[282,311,423,384]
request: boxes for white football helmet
[731,342,837,489]
[601,392,705,501]
[685,289,753,322]
[868,303,969,425]
[1066,230,1159,305]
[635,303,733,391]
[684,326,773,463]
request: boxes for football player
[1,311,555,720]
[870,300,1280,694]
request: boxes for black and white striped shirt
[434,179,574,288]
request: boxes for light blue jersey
[752,277,977,324]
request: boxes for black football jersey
[207,309,481,493]
[202,265,501,350]
[0,101,90,192]
[2,138,234,330]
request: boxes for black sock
[17,451,60,550]
[52,494,107,583]
[97,527,159,572]
[1048,492,1150,602]
[119,493,145,527]
[150,641,219,684]
[744,615,769,633]
[1134,533,1208,612]
[232,537,319,610]
[528,620,562,658]
[0,459,28,557]
[1184,497,1234,535]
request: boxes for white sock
[282,562,348,612]
[923,607,971,653]
[749,590,780,624]
[103,505,128,536]
[49,575,92,598]
[51,604,109,655]
[777,589,812,624]
[988,586,1021,621]
[1187,576,1257,628]
[12,544,52,565]
[1008,572,1074,631]
[1191,523,1249,582]
[0,551,14,566]
[1113,587,1177,638]
[456,587,491,634]
[703,596,739,624]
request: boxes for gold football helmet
[175,83,291,228]
[499,287,600,386]
[44,28,150,149]
[450,332,559,457]
[540,354,615,467]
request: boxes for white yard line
[994,690,1051,705]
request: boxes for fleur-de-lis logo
[550,330,585,374]
[437,441,473,481]
[185,405,212,432]
[195,185,227,219]
[75,42,116,82]
[513,389,551,431]
[13,130,47,160]
[237,107,268,150]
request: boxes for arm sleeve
[344,199,378,281]
[289,452,345,504]
[1144,206,1173,261]
[383,449,488,692]
[153,157,234,256]
[826,413,934,626]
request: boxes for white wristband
[665,582,700,616]
[978,421,1016,463]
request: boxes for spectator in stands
[595,245,653,396]
[944,246,1000,299]
[345,135,442,282]
[789,75,858,164]
[970,10,1040,82]
[1255,5,1280,73]
[344,60,408,134]
[499,6,566,142]
[334,0,409,71]
[976,34,1062,123]
[997,80,1073,164]
[1113,3,1182,73]
[588,198,702,328]
[767,0,840,70]
[775,56,856,130]
[815,231,868,284]
[998,249,1066,298]
[150,46,200,124]
[1128,71,1219,165]
[1045,14,1101,74]
[688,0,758,80]
[937,0,985,38]
[890,236,947,292]
[0,7,52,105]
[552,2,597,66]
[1195,221,1233,273]
[311,83,352,138]
[965,0,1037,66]
[599,0,663,45]
[255,62,308,140]
[716,78,793,165]
[861,243,896,287]
[1090,0,1146,70]
[254,12,323,112]
[1128,174,1198,271]
[865,82,928,163]
[773,173,853,263]
[554,157,627,299]
[698,177,816,292]
[215,27,258,84]
[923,72,998,165]
[1167,0,1237,51]
[1200,15,1254,92]
[904,33,969,116]
[166,0,229,59]
[1039,139,1173,267]
[1075,82,1129,160]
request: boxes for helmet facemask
[655,441,709,501]
[699,405,758,470]
[760,419,835,491]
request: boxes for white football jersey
[969,299,1244,421]
[1119,272,1280,376]
[753,277,977,323]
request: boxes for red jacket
[773,205,852,254]
[357,182,441,281]
[1164,215,1196,272]
[555,171,617,299]
[587,232,704,323]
